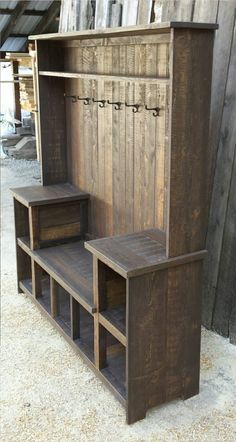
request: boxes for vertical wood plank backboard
[65,37,170,239]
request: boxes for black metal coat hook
[145,105,160,117]
[77,96,91,105]
[92,98,106,108]
[64,94,77,103]
[107,100,123,110]
[125,102,140,113]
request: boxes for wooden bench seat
[18,237,95,313]
[85,229,207,278]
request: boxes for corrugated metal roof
[14,15,41,33]
[0,1,53,11]
[0,0,58,45]
[0,0,56,33]
[0,37,27,52]
[0,1,18,9]
[0,15,10,32]
[27,1,53,11]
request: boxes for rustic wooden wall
[58,0,236,344]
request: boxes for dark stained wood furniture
[12,22,217,424]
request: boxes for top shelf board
[11,183,89,208]
[39,71,169,84]
[29,21,218,42]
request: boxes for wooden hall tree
[12,21,217,423]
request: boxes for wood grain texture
[122,0,139,26]
[208,0,236,185]
[30,21,218,41]
[31,259,42,299]
[95,0,111,29]
[29,207,40,250]
[66,39,170,238]
[203,17,236,328]
[126,260,202,423]
[126,269,167,423]
[11,183,89,207]
[167,28,214,257]
[36,41,67,185]
[193,0,219,22]
[50,277,59,318]
[93,257,107,369]
[137,0,153,24]
[212,144,236,337]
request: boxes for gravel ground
[1,158,236,442]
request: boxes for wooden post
[93,256,107,369]
[31,259,42,298]
[12,60,21,122]
[29,206,40,249]
[50,277,59,317]
[70,296,80,340]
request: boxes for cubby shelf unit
[12,21,217,424]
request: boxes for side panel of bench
[126,259,202,424]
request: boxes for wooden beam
[0,1,29,47]
[0,8,44,16]
[12,60,21,121]
[9,34,28,38]
[32,1,61,35]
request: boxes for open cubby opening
[73,301,94,362]
[36,269,51,313]
[17,246,32,294]
[54,284,71,335]
[14,199,30,246]
[101,328,126,400]
[101,266,126,337]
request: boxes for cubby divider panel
[36,270,51,313]
[100,328,126,400]
[73,302,94,363]
[53,284,71,336]
[17,246,32,294]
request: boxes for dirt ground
[1,158,236,442]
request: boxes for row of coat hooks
[64,93,160,117]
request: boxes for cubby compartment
[51,281,71,335]
[73,301,94,363]
[17,246,32,294]
[99,266,126,341]
[14,199,30,247]
[36,268,51,313]
[101,328,126,400]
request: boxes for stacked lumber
[19,76,34,112]
[59,0,153,31]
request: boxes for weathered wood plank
[208,0,236,185]
[203,16,236,329]
[193,0,219,22]
[110,2,122,27]
[157,0,195,21]
[137,0,153,24]
[93,257,107,369]
[124,46,135,233]
[122,0,139,26]
[36,41,67,185]
[212,144,236,337]
[95,0,111,29]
